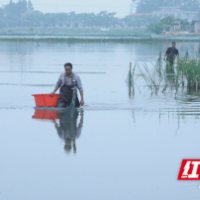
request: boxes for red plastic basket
[32,94,60,107]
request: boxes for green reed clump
[136,62,181,94]
[177,57,200,91]
[130,57,200,95]
[137,64,160,92]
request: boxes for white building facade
[152,7,199,23]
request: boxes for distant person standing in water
[165,42,179,69]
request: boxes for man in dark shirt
[165,41,179,66]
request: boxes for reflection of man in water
[52,110,84,154]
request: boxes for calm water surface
[0,41,200,200]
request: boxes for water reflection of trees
[32,109,84,154]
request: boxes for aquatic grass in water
[136,62,179,94]
[137,64,160,92]
[177,57,200,91]
[133,56,200,95]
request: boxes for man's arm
[165,48,170,58]
[52,119,62,137]
[76,75,84,106]
[50,74,62,96]
[76,111,84,138]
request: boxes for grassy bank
[0,27,148,35]
[1,35,200,42]
[0,37,153,42]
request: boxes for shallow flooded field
[1,41,200,200]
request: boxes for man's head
[172,42,176,48]
[64,63,73,75]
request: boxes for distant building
[131,6,200,32]
[193,15,200,33]
[132,13,152,17]
[132,7,199,23]
[152,7,199,23]
[21,10,42,16]
[172,20,181,31]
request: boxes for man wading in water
[50,63,84,108]
[165,41,179,73]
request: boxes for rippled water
[1,41,200,200]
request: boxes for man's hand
[50,92,55,97]
[79,91,84,106]
[50,86,59,97]
[80,100,84,106]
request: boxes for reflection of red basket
[32,94,60,107]
[32,110,58,120]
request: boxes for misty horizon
[0,0,133,17]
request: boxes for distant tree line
[0,0,161,29]
[133,0,200,13]
[23,11,119,28]
[0,0,34,27]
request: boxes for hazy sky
[0,0,132,17]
